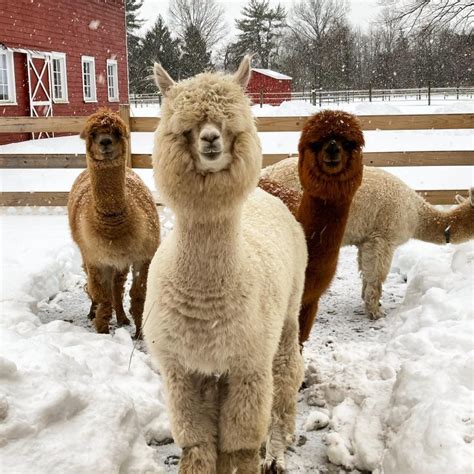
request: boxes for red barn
[0,0,128,144]
[247,68,292,106]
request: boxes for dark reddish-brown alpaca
[297,110,364,344]
[260,111,364,345]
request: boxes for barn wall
[0,0,128,144]
[247,71,292,106]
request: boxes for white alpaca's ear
[234,55,252,89]
[154,62,176,96]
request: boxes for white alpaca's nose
[200,129,220,144]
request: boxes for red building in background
[247,68,292,106]
[0,0,129,144]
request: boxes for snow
[252,68,292,80]
[0,98,473,472]
[1,205,472,472]
[0,211,172,474]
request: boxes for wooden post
[369,83,372,102]
[259,88,264,108]
[311,86,316,106]
[428,81,432,106]
[119,104,132,167]
[456,85,459,100]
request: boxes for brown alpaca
[68,109,160,337]
[296,110,364,344]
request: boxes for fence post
[311,86,316,106]
[369,83,372,102]
[319,88,322,107]
[259,88,264,108]
[119,104,132,167]
[456,85,459,100]
[428,81,432,105]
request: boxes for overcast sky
[139,0,383,37]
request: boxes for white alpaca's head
[152,56,262,217]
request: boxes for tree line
[126,0,473,95]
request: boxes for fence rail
[0,107,473,206]
[130,86,474,108]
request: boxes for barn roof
[252,68,292,80]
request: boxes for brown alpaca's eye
[309,142,322,152]
[343,140,357,151]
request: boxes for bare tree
[289,0,348,43]
[169,0,228,48]
[379,0,474,34]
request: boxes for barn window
[81,56,97,102]
[0,50,16,104]
[51,52,68,103]
[107,59,119,101]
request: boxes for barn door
[26,52,53,139]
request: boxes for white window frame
[0,50,17,105]
[81,56,97,102]
[51,52,68,103]
[106,59,119,102]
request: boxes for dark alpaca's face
[305,135,361,176]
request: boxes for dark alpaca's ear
[154,62,176,96]
[234,55,252,89]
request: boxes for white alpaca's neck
[170,209,244,316]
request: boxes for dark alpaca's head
[81,108,129,163]
[298,110,364,200]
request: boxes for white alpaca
[262,157,474,318]
[143,57,307,473]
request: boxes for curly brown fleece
[68,109,160,337]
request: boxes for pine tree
[232,0,286,69]
[139,16,181,91]
[180,24,212,78]
[126,0,144,33]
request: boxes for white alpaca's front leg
[160,357,218,473]
[217,366,273,473]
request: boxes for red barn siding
[0,0,128,144]
[247,70,292,106]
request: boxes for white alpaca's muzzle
[195,123,231,173]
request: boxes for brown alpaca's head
[298,110,364,200]
[80,109,129,164]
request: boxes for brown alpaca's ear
[234,55,252,89]
[154,62,176,96]
[80,121,89,140]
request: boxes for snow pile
[382,241,473,474]
[0,213,171,473]
[305,241,474,473]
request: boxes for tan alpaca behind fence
[68,109,160,337]
[263,158,474,319]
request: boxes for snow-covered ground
[1,99,473,472]
[1,100,473,194]
[1,206,472,473]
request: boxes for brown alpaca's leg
[83,263,98,320]
[264,317,304,473]
[87,301,98,320]
[129,261,150,339]
[87,265,113,334]
[298,300,319,344]
[358,238,394,319]
[217,368,273,474]
[160,359,218,473]
[112,268,130,327]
